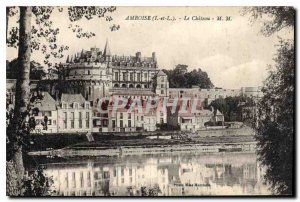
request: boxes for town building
[57,93,92,133]
[32,92,58,134]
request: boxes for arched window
[121,84,127,88]
[114,84,119,88]
[129,84,134,88]
[136,84,141,88]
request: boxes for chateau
[60,40,169,104]
[6,40,262,134]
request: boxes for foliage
[241,6,294,36]
[140,184,161,196]
[163,64,214,89]
[7,58,46,80]
[156,123,180,131]
[7,6,119,68]
[242,6,295,195]
[22,166,54,196]
[255,40,294,195]
[209,96,255,122]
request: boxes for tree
[242,7,295,195]
[6,6,118,196]
[163,64,214,88]
[7,59,46,80]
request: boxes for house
[57,93,92,133]
[167,104,224,132]
[32,92,58,134]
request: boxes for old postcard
[6,6,295,197]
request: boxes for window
[115,72,119,81]
[48,120,52,125]
[141,116,144,121]
[86,119,90,128]
[112,120,116,128]
[161,84,164,88]
[128,113,131,119]
[129,72,133,81]
[71,112,75,128]
[144,73,147,79]
[86,112,90,119]
[63,112,67,128]
[137,73,141,82]
[88,70,90,75]
[128,120,131,127]
[85,103,90,109]
[129,168,132,176]
[53,120,56,125]
[161,90,164,94]
[120,113,123,119]
[79,112,82,128]
[74,103,78,109]
[80,172,84,188]
[120,120,123,128]
[72,172,76,188]
[87,172,91,187]
[122,72,126,81]
[63,103,67,109]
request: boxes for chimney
[152,52,156,61]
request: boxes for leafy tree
[22,166,54,196]
[209,96,255,122]
[163,64,214,88]
[6,6,118,196]
[7,59,46,80]
[242,6,294,195]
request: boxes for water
[32,152,271,196]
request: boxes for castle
[6,40,262,134]
[60,40,169,105]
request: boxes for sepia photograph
[5,5,295,197]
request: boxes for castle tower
[156,70,169,97]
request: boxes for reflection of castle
[43,154,269,196]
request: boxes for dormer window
[62,103,67,109]
[74,103,79,109]
[86,103,90,109]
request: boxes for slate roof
[34,92,56,111]
[61,93,86,104]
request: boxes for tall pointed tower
[103,39,112,63]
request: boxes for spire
[103,39,111,56]
[66,55,69,63]
[80,49,84,59]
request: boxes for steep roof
[34,92,56,111]
[103,40,111,56]
[157,70,166,76]
[61,93,86,104]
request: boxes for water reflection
[40,153,270,196]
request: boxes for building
[167,104,224,132]
[57,93,92,133]
[32,92,58,134]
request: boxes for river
[28,152,271,196]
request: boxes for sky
[6,7,294,89]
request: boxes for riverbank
[29,126,255,151]
[28,134,256,157]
